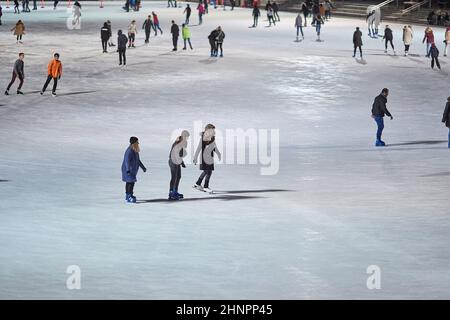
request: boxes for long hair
[131,142,140,153]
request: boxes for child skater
[168,130,190,200]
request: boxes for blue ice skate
[375,140,386,147]
[175,191,184,199]
[168,190,180,200]
[127,194,137,203]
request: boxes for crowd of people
[427,9,450,26]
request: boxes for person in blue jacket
[121,136,147,203]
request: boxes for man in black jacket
[353,26,363,58]
[101,22,110,53]
[142,16,153,44]
[5,52,25,95]
[171,20,179,51]
[184,4,191,24]
[442,96,450,148]
[371,88,393,146]
[383,25,395,54]
[117,30,128,65]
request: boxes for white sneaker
[52,92,56,97]
[193,184,204,191]
[203,187,213,194]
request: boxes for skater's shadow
[57,90,97,97]
[199,59,218,64]
[407,57,425,64]
[0,180,9,182]
[388,140,447,147]
[420,171,450,177]
[137,195,262,203]
[212,189,293,195]
[355,58,367,65]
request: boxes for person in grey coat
[442,97,450,148]
[353,27,363,58]
[5,52,25,95]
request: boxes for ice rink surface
[1,1,450,299]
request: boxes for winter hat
[129,136,139,144]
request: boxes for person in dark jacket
[184,4,191,24]
[252,5,260,27]
[429,43,441,69]
[121,136,147,203]
[193,124,221,194]
[208,28,219,57]
[371,88,393,146]
[5,52,25,95]
[0,5,3,26]
[216,26,225,57]
[142,16,154,44]
[353,27,363,58]
[272,2,280,21]
[301,2,309,27]
[107,20,115,47]
[383,25,395,54]
[117,30,128,65]
[168,130,190,200]
[171,20,179,51]
[441,97,450,148]
[101,22,110,53]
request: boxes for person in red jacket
[40,53,62,97]
[423,26,434,57]
[152,11,163,36]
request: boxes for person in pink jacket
[197,1,205,25]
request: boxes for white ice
[1,1,450,299]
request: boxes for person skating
[168,130,190,200]
[444,27,450,57]
[167,0,177,7]
[230,0,235,10]
[193,124,221,194]
[142,15,154,44]
[33,0,37,10]
[441,97,450,148]
[252,5,260,27]
[315,15,324,41]
[53,0,59,10]
[366,9,377,38]
[208,27,219,57]
[117,30,128,65]
[423,27,434,57]
[14,0,20,14]
[182,23,193,50]
[267,6,276,26]
[107,20,115,47]
[311,2,319,25]
[101,22,110,53]
[0,5,3,26]
[272,2,280,22]
[152,12,163,36]
[11,20,25,44]
[197,1,205,25]
[128,20,137,48]
[171,20,179,51]
[383,25,395,54]
[5,53,25,96]
[216,26,225,57]
[184,4,191,24]
[402,25,413,56]
[40,53,62,97]
[204,0,208,14]
[121,136,147,203]
[301,2,309,27]
[295,13,304,41]
[353,26,363,58]
[430,43,441,69]
[371,88,393,147]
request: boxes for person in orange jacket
[40,53,62,97]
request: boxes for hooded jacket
[371,94,391,118]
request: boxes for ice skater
[168,130,190,200]
[366,7,380,38]
[442,97,450,148]
[430,43,441,69]
[423,27,434,57]
[121,136,147,203]
[11,20,25,44]
[101,22,110,53]
[444,27,450,57]
[117,30,128,65]
[193,124,221,194]
[383,25,395,54]
[13,0,20,14]
[197,1,205,25]
[230,0,235,10]
[402,25,413,56]
[182,24,193,50]
[5,52,25,96]
[371,88,393,147]
[252,5,260,27]
[0,5,3,26]
[152,12,163,36]
[128,20,137,48]
[40,53,62,97]
[295,13,304,41]
[142,15,154,44]
[315,15,324,41]
[272,2,280,21]
[208,27,219,57]
[184,4,191,24]
[107,20,115,47]
[353,27,363,58]
[301,2,309,27]
[53,0,59,10]
[167,0,176,7]
[171,20,179,51]
[267,6,276,27]
[216,26,225,57]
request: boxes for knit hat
[129,136,139,144]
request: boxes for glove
[181,162,186,168]
[142,167,147,173]
[390,116,393,120]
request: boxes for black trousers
[169,160,181,191]
[253,15,258,26]
[268,16,276,25]
[172,36,178,49]
[145,30,150,42]
[17,35,22,41]
[217,42,223,55]
[196,170,212,188]
[431,56,441,69]
[128,33,135,46]
[118,48,126,64]
[385,39,394,50]
[125,182,135,195]
[42,75,58,93]
[7,72,24,91]
[102,39,108,51]
[404,44,410,52]
[353,45,362,56]
[274,11,280,21]
[210,39,217,54]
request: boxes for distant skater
[295,13,304,41]
[142,15,154,44]
[117,30,128,65]
[402,25,413,56]
[152,12,163,35]
[11,20,25,44]
[383,25,395,54]
[429,43,441,69]
[252,5,260,27]
[121,136,147,203]
[5,52,25,95]
[441,97,450,148]
[353,27,363,58]
[371,88,393,147]
[101,22,110,53]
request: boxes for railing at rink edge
[400,0,430,15]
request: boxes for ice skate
[203,187,214,194]
[193,184,204,192]
[17,90,23,95]
[52,92,57,97]
[40,91,43,95]
[375,140,386,147]
[4,90,9,95]
[168,190,180,200]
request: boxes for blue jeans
[374,116,384,141]
[448,128,450,147]
[426,42,431,56]
[297,26,304,37]
[316,24,321,35]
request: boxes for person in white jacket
[444,27,450,57]
[128,20,137,48]
[402,25,413,56]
